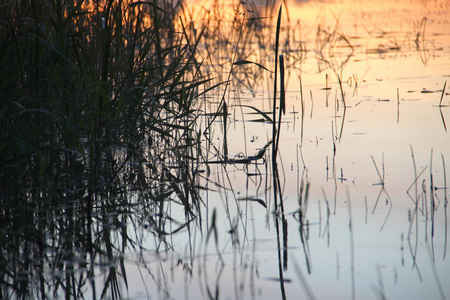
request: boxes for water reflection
[1,0,450,299]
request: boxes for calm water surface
[119,0,450,299]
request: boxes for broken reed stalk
[338,75,346,109]
[439,81,447,107]
[438,81,448,131]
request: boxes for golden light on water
[3,0,449,298]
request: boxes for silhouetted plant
[0,0,209,298]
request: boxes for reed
[272,6,283,165]
[439,81,447,107]
[346,188,355,300]
[443,154,448,259]
[275,54,286,156]
[371,154,393,231]
[0,0,211,298]
[338,75,347,109]
[439,81,447,131]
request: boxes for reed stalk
[272,6,282,165]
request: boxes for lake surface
[122,0,450,299]
[115,0,450,299]
[3,0,449,299]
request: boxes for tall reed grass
[0,0,315,298]
[0,0,210,298]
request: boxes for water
[2,0,449,299]
[124,0,450,299]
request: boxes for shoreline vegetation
[1,0,285,298]
[0,0,214,298]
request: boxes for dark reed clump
[0,0,209,298]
